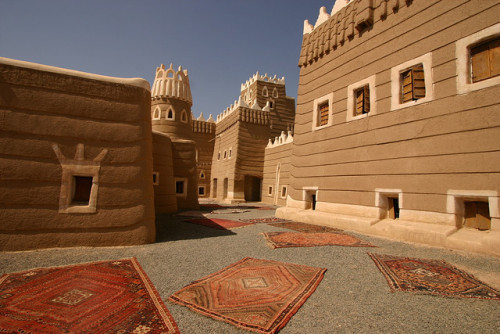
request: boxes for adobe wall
[152,131,177,213]
[211,107,270,202]
[262,132,293,206]
[277,0,500,256]
[191,119,215,198]
[0,57,156,251]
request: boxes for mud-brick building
[210,73,295,203]
[191,113,216,199]
[0,57,156,251]
[150,64,199,211]
[277,0,500,256]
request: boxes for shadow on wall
[155,214,236,242]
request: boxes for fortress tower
[210,72,296,203]
[150,64,198,210]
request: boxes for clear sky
[1,0,335,118]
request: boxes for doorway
[244,175,261,202]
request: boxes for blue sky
[1,0,335,118]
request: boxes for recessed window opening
[153,172,160,186]
[200,171,205,179]
[401,63,425,103]
[268,186,273,196]
[281,186,287,198]
[304,189,317,210]
[167,108,174,120]
[354,85,370,116]
[198,186,205,196]
[262,86,269,97]
[269,100,274,109]
[224,150,227,159]
[387,197,400,219]
[175,181,184,194]
[180,110,188,123]
[464,201,491,230]
[318,101,329,127]
[470,37,500,83]
[72,176,93,204]
[228,148,232,158]
[217,152,221,160]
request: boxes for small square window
[317,102,329,127]
[176,181,184,194]
[73,176,93,204]
[470,37,500,83]
[401,63,425,103]
[354,85,370,116]
[198,186,205,196]
[312,93,333,130]
[281,186,287,199]
[464,201,491,231]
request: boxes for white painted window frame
[391,52,434,111]
[312,92,333,131]
[346,75,377,122]
[456,23,500,95]
[375,188,403,219]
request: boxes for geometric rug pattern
[169,257,326,334]
[368,253,500,300]
[262,232,376,249]
[267,221,344,233]
[239,217,293,224]
[0,258,180,333]
[184,218,253,230]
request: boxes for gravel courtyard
[1,203,499,333]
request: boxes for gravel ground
[1,202,499,333]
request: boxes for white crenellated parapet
[240,71,286,92]
[207,114,214,122]
[197,112,206,121]
[303,0,351,35]
[151,63,193,104]
[216,96,262,123]
[266,131,294,149]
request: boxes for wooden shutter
[363,85,370,114]
[401,64,425,102]
[318,102,329,126]
[401,69,413,103]
[355,89,364,115]
[355,86,370,115]
[471,42,491,82]
[411,64,426,99]
[490,38,500,77]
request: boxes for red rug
[267,221,344,233]
[184,218,253,230]
[262,232,375,248]
[368,253,500,300]
[0,258,179,333]
[239,217,293,224]
[169,257,326,334]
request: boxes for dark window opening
[73,176,93,204]
[388,197,400,219]
[464,201,491,230]
[281,186,287,198]
[176,181,184,194]
[311,194,317,210]
[198,187,205,196]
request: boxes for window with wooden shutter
[355,85,370,115]
[318,102,329,126]
[401,63,425,103]
[471,37,500,83]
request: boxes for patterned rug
[240,217,293,224]
[169,257,326,334]
[184,218,253,230]
[0,258,179,333]
[267,221,344,233]
[368,253,500,300]
[262,232,376,249]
